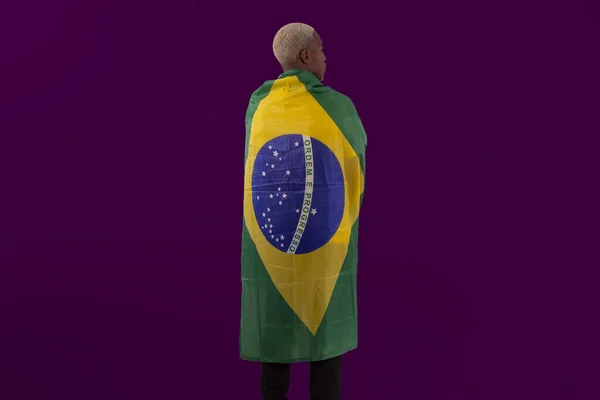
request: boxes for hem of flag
[239,342,357,364]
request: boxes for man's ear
[300,49,309,64]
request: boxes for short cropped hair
[272,23,316,66]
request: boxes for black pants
[260,356,341,400]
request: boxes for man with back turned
[240,22,367,400]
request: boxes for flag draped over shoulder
[240,69,367,363]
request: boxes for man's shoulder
[247,77,357,113]
[248,79,276,104]
[325,86,356,109]
[327,86,349,99]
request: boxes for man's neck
[282,62,307,72]
[277,69,322,88]
[280,67,314,78]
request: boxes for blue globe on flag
[251,134,345,254]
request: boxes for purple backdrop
[1,1,597,399]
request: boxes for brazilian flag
[240,69,367,363]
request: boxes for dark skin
[281,31,327,81]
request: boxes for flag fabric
[240,69,367,363]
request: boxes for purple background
[1,1,597,399]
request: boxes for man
[240,22,367,400]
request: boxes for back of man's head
[272,23,315,66]
[272,22,327,81]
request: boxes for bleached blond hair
[272,23,316,66]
